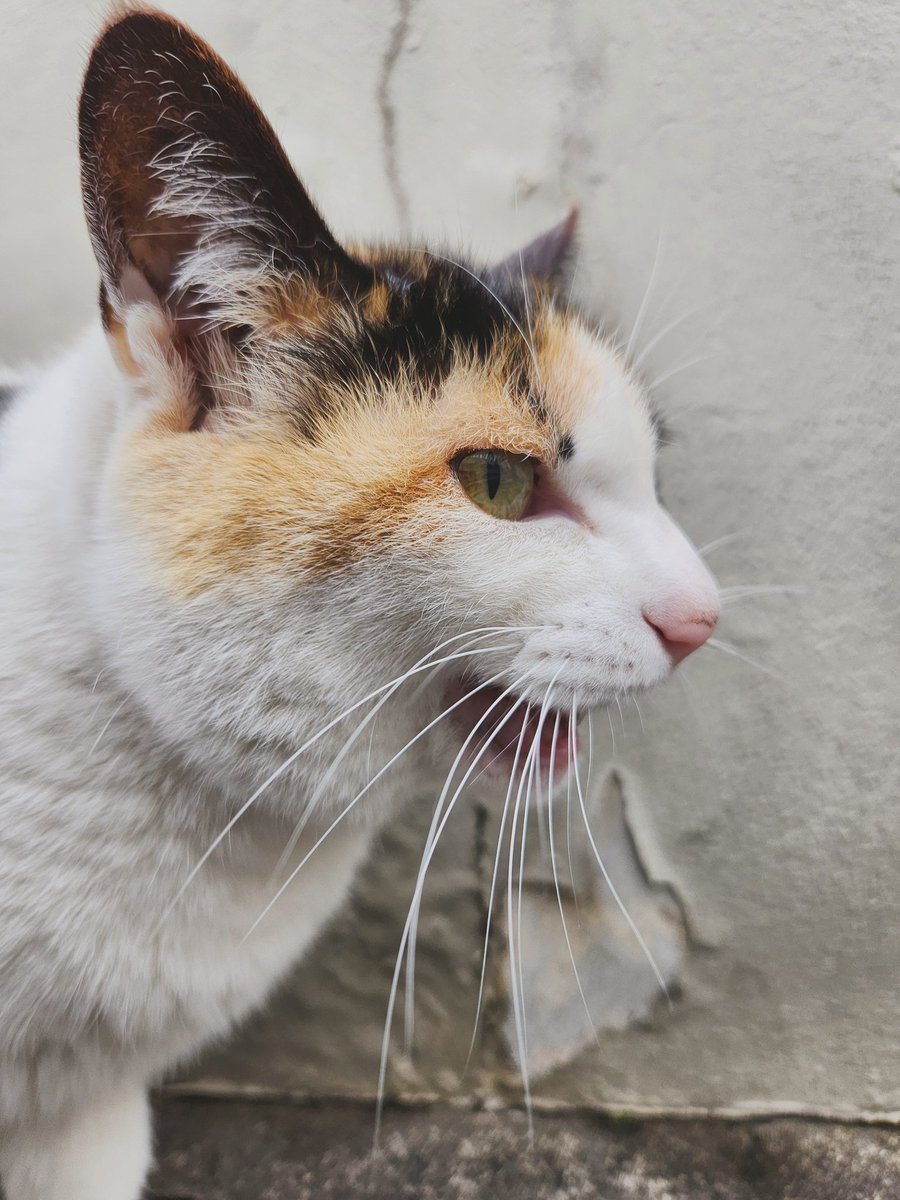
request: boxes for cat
[0,8,719,1199]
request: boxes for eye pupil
[453,449,535,520]
[485,453,501,500]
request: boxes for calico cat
[0,9,719,1199]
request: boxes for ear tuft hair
[79,9,364,333]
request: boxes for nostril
[643,608,718,666]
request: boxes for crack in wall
[377,0,414,234]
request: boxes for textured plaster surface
[1,0,898,1117]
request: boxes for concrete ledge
[149,1096,900,1199]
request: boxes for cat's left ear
[79,10,366,367]
[492,209,578,286]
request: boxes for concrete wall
[2,0,898,1117]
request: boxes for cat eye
[453,450,535,520]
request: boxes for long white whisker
[509,671,561,1139]
[572,696,670,1000]
[403,672,533,1050]
[505,709,544,1141]
[615,696,627,740]
[625,227,663,363]
[244,671,517,943]
[719,584,801,603]
[515,186,540,383]
[697,532,742,558]
[585,707,595,796]
[464,724,528,791]
[648,352,719,391]
[418,248,543,385]
[160,627,537,924]
[566,716,580,915]
[273,635,523,879]
[516,722,538,1071]
[706,637,782,680]
[465,703,533,1069]
[375,676,533,1142]
[87,697,128,757]
[632,304,707,370]
[719,583,796,595]
[548,709,599,1043]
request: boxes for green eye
[454,450,535,520]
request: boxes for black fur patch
[558,433,575,461]
[277,252,534,437]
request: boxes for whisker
[244,670,519,943]
[272,634,524,879]
[585,707,596,795]
[625,227,663,363]
[375,674,534,1143]
[464,725,528,791]
[510,672,561,1139]
[403,672,535,1050]
[648,351,720,391]
[697,532,742,559]
[706,637,782,680]
[515,717,538,1072]
[417,247,543,386]
[719,584,797,595]
[160,627,538,925]
[615,696,627,741]
[572,696,670,1000]
[548,709,599,1043]
[566,716,580,916]
[632,303,707,371]
[505,711,543,1142]
[87,697,128,757]
[515,186,538,378]
[719,584,801,603]
[465,703,533,1070]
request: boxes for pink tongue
[536,709,573,766]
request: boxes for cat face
[79,13,717,811]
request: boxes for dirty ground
[149,1096,900,1199]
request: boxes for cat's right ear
[79,10,365,373]
[491,209,578,288]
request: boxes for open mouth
[446,679,575,776]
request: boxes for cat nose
[643,602,718,665]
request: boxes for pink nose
[643,605,717,666]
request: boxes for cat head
[78,10,718,809]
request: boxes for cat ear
[492,209,578,286]
[79,10,364,344]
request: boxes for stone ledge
[149,1096,900,1199]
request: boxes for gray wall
[2,0,898,1117]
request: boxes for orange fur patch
[118,286,628,595]
[121,346,564,596]
[533,301,616,436]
